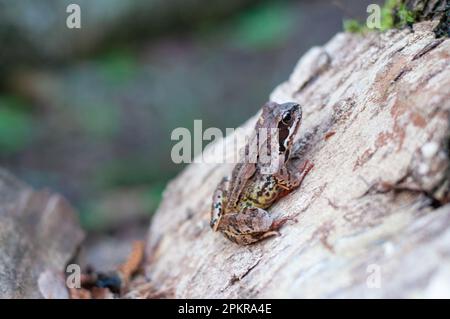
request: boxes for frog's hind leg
[224,231,279,246]
[210,177,229,231]
[219,207,294,245]
[277,160,314,193]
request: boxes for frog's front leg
[217,207,294,245]
[276,160,314,191]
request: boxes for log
[0,169,84,298]
[144,21,450,298]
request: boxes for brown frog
[210,101,313,245]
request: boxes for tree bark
[144,21,450,298]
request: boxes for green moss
[343,19,368,33]
[380,1,395,30]
[344,0,418,34]
[398,4,416,24]
[381,0,416,31]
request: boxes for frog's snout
[281,102,300,111]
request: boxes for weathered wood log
[0,169,84,298]
[144,21,450,298]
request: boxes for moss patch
[343,0,418,34]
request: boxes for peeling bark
[144,22,450,298]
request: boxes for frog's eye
[281,112,292,125]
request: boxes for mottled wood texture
[144,21,450,298]
[0,169,84,298]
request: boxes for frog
[210,101,313,245]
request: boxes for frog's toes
[271,215,297,230]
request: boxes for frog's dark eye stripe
[278,121,289,152]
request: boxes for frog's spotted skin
[237,175,280,210]
[210,101,313,245]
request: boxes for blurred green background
[0,0,381,234]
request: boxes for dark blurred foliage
[0,0,382,231]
